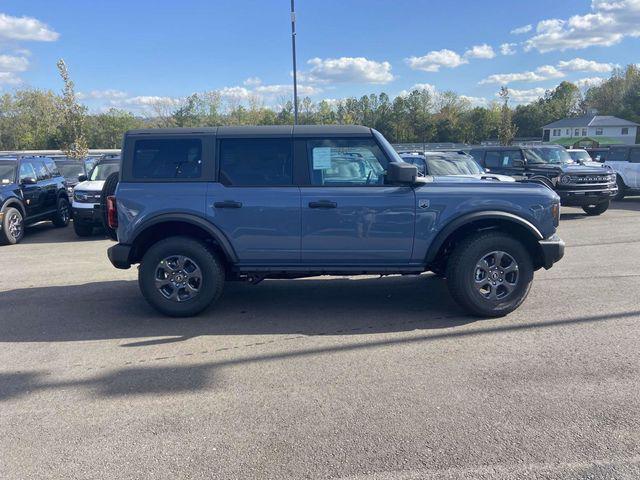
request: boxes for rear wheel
[51,197,71,227]
[73,221,93,237]
[0,207,24,245]
[139,236,225,317]
[582,200,609,216]
[445,231,533,317]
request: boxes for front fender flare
[424,211,543,265]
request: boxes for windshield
[568,150,591,162]
[90,162,119,181]
[426,155,484,176]
[0,161,17,185]
[528,147,573,164]
[57,163,85,181]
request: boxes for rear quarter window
[608,148,628,162]
[132,138,203,179]
[469,150,484,164]
[629,148,640,163]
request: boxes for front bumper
[72,204,102,226]
[539,234,565,269]
[107,243,133,270]
[557,185,617,206]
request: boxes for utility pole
[290,0,299,124]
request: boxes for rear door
[629,147,640,188]
[18,160,44,217]
[484,149,526,179]
[206,136,300,265]
[300,137,415,265]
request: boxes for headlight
[551,202,560,226]
[559,174,572,185]
[74,190,87,202]
[609,173,617,182]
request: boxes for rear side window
[219,138,293,186]
[484,150,522,168]
[608,148,628,162]
[469,150,484,163]
[44,158,60,177]
[133,138,202,179]
[630,148,640,163]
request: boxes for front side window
[307,138,387,186]
[484,150,523,168]
[19,161,37,182]
[90,162,120,181]
[33,160,49,181]
[219,138,292,186]
[401,156,426,175]
[133,138,201,179]
[44,158,60,177]
[56,162,85,181]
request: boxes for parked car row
[0,154,120,245]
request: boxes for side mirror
[386,162,418,184]
[20,177,37,185]
[78,174,88,182]
[512,159,525,168]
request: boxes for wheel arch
[129,213,238,267]
[1,198,26,217]
[425,211,546,271]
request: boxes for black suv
[53,157,87,197]
[0,156,71,244]
[469,145,618,216]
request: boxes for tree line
[0,63,638,155]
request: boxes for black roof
[126,125,373,137]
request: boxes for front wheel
[138,236,225,317]
[582,200,609,216]
[613,176,626,201]
[0,207,24,245]
[445,231,534,317]
[51,197,71,227]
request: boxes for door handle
[308,200,337,209]
[213,200,242,209]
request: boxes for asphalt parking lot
[1,200,640,479]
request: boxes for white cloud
[406,49,468,72]
[77,89,128,101]
[243,76,262,87]
[0,54,28,72]
[254,83,320,97]
[464,44,496,59]
[511,24,533,34]
[0,71,21,85]
[398,82,437,97]
[122,96,182,107]
[504,87,548,103]
[573,76,607,88]
[0,13,59,41]
[460,95,489,107]
[524,0,640,52]
[556,57,616,72]
[500,43,517,55]
[479,65,565,85]
[301,57,394,84]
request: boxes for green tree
[56,59,88,158]
[498,87,517,145]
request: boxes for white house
[542,111,638,145]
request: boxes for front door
[629,147,640,188]
[18,160,44,217]
[301,138,415,265]
[483,149,526,180]
[207,137,301,265]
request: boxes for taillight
[107,195,118,229]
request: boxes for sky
[0,0,638,113]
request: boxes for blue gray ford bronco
[107,125,564,318]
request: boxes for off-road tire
[100,171,119,241]
[51,197,71,227]
[73,221,93,237]
[139,236,225,317]
[445,231,534,317]
[582,200,610,216]
[613,175,626,201]
[0,207,24,245]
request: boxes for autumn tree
[56,59,88,158]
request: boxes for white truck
[604,146,640,200]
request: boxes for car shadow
[20,221,107,244]
[0,275,473,344]
[610,197,640,212]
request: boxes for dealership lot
[1,201,640,479]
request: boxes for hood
[560,163,611,174]
[429,174,514,183]
[73,180,105,191]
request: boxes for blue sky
[1,0,638,113]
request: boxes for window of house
[622,127,629,135]
[582,128,587,136]
[595,128,603,135]
[133,138,202,179]
[219,138,292,186]
[574,129,580,136]
[307,138,387,186]
[566,129,570,135]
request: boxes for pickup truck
[107,126,564,318]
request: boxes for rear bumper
[539,234,565,269]
[557,186,617,206]
[107,243,132,269]
[72,205,102,226]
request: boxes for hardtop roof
[125,125,373,137]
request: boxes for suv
[53,157,87,197]
[72,156,120,236]
[469,145,617,216]
[603,145,640,200]
[0,156,71,245]
[107,126,564,318]
[400,151,515,182]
